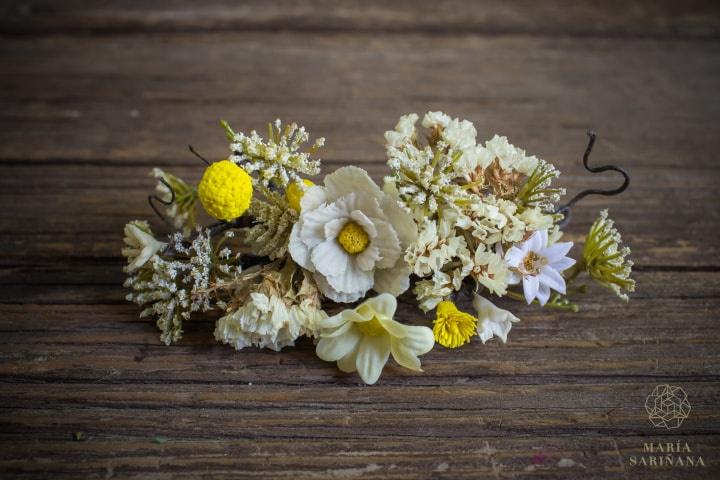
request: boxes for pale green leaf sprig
[244,184,298,260]
[515,160,565,213]
[151,168,198,237]
[581,209,635,301]
[222,119,323,189]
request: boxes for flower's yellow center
[337,221,369,254]
[520,251,547,276]
[433,300,477,349]
[285,178,314,212]
[356,316,385,337]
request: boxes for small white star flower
[504,230,575,305]
[473,294,520,343]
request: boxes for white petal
[316,327,362,361]
[390,338,422,371]
[326,261,374,295]
[318,313,349,330]
[312,239,350,277]
[288,225,313,271]
[324,218,347,240]
[370,219,401,269]
[396,325,434,356]
[355,335,391,385]
[324,166,382,203]
[539,266,566,294]
[550,256,576,273]
[356,244,380,271]
[523,275,539,304]
[474,295,520,344]
[380,193,417,247]
[536,283,551,306]
[300,203,344,249]
[350,210,378,238]
[527,230,545,252]
[506,270,522,285]
[541,242,573,263]
[373,263,411,296]
[299,185,327,211]
[504,246,525,268]
[314,273,365,303]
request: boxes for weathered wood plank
[1,0,719,38]
[1,34,719,168]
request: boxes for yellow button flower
[433,300,477,348]
[285,178,314,212]
[198,160,253,221]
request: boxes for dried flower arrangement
[123,113,635,384]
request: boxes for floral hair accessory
[123,113,635,384]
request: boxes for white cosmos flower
[122,220,166,272]
[473,294,520,343]
[504,230,575,305]
[289,166,417,303]
[315,294,434,384]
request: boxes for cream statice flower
[289,166,417,302]
[122,220,166,272]
[315,294,434,384]
[214,292,325,351]
[505,230,575,305]
[471,250,509,296]
[384,112,482,220]
[473,294,520,343]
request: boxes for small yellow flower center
[285,179,314,212]
[356,316,385,337]
[433,300,477,349]
[520,251,547,276]
[337,221,370,254]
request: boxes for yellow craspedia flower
[198,160,253,221]
[285,178,314,212]
[433,300,478,348]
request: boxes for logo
[645,384,690,429]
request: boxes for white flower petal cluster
[505,230,575,305]
[315,294,434,384]
[473,295,520,343]
[122,220,166,272]
[214,292,326,351]
[483,134,540,176]
[228,119,323,188]
[289,166,417,303]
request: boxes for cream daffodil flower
[473,294,520,344]
[122,220,166,272]
[315,293,434,384]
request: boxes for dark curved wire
[188,144,210,165]
[148,178,175,226]
[554,131,630,227]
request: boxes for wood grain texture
[1,1,719,478]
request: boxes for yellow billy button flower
[198,160,253,221]
[337,221,369,254]
[285,178,315,212]
[433,300,478,348]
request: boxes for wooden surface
[1,1,720,478]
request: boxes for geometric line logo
[645,384,691,429]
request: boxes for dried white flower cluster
[122,113,634,385]
[224,119,324,188]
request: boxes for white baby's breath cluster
[122,114,635,385]
[224,119,323,188]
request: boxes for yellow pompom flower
[433,300,478,348]
[198,160,253,221]
[285,178,314,212]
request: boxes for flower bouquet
[122,112,635,384]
